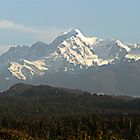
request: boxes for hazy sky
[0,0,140,53]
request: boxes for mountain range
[0,29,140,96]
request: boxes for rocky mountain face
[0,29,140,96]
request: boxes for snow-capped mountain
[0,29,140,95]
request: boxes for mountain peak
[70,28,83,35]
[68,28,86,38]
[57,28,97,47]
[31,41,47,47]
[30,41,48,51]
[7,83,32,95]
[58,28,82,37]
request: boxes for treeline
[0,83,139,139]
[0,114,140,140]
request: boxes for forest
[0,83,139,140]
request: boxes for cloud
[0,20,39,33]
[0,20,72,42]
[0,20,73,54]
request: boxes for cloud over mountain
[0,20,72,52]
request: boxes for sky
[0,0,140,54]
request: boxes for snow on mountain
[125,44,140,61]
[0,28,140,80]
[57,29,98,67]
[116,40,131,52]
[54,29,113,67]
[125,53,140,61]
[51,29,97,49]
[69,29,97,46]
[91,39,130,61]
[9,60,48,80]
